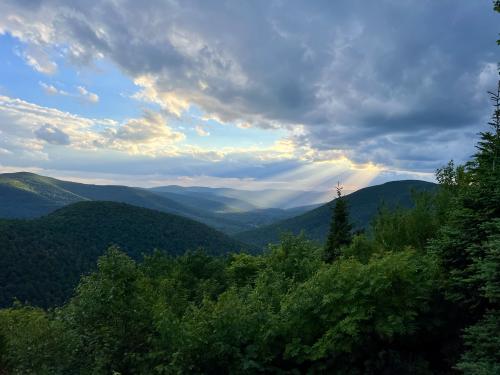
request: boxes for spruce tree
[432,74,500,372]
[324,183,352,262]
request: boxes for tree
[324,183,353,262]
[281,249,438,373]
[431,69,500,371]
[63,247,154,374]
[496,0,500,44]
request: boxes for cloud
[34,123,70,145]
[0,96,434,192]
[39,81,70,96]
[39,81,59,95]
[77,86,99,103]
[39,82,99,103]
[0,95,343,186]
[0,0,498,172]
[3,13,58,74]
[22,48,57,74]
[0,95,95,161]
[95,110,186,155]
[0,95,185,158]
[195,125,209,137]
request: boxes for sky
[0,0,498,195]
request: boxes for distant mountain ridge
[150,185,259,212]
[0,172,192,217]
[149,185,330,210]
[0,173,437,243]
[0,172,317,233]
[0,201,249,308]
[234,180,437,248]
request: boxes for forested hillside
[0,172,200,218]
[236,180,436,248]
[0,172,315,234]
[0,201,248,308]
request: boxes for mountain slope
[234,180,437,248]
[0,172,199,218]
[0,172,322,233]
[0,201,248,308]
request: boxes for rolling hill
[234,180,437,248]
[0,172,198,218]
[0,201,249,308]
[0,172,319,233]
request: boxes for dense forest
[1,4,499,375]
[0,201,248,308]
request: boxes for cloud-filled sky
[0,0,498,194]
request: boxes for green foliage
[281,250,438,373]
[341,233,377,264]
[0,305,76,374]
[430,90,500,309]
[0,201,247,308]
[226,252,264,287]
[324,184,353,262]
[457,310,500,374]
[371,191,441,253]
[63,247,154,374]
[429,73,500,371]
[0,231,449,374]
[266,233,323,282]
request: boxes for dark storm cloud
[1,0,498,170]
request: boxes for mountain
[149,185,330,210]
[150,186,258,212]
[234,180,437,248]
[0,172,199,218]
[0,172,321,233]
[0,201,249,308]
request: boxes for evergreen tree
[324,183,352,262]
[431,75,500,372]
[496,0,500,44]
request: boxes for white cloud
[132,75,190,117]
[38,81,70,96]
[95,110,186,155]
[22,48,57,74]
[0,95,185,157]
[77,86,99,103]
[39,82,99,103]
[39,81,59,95]
[195,125,209,137]
[2,13,58,74]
